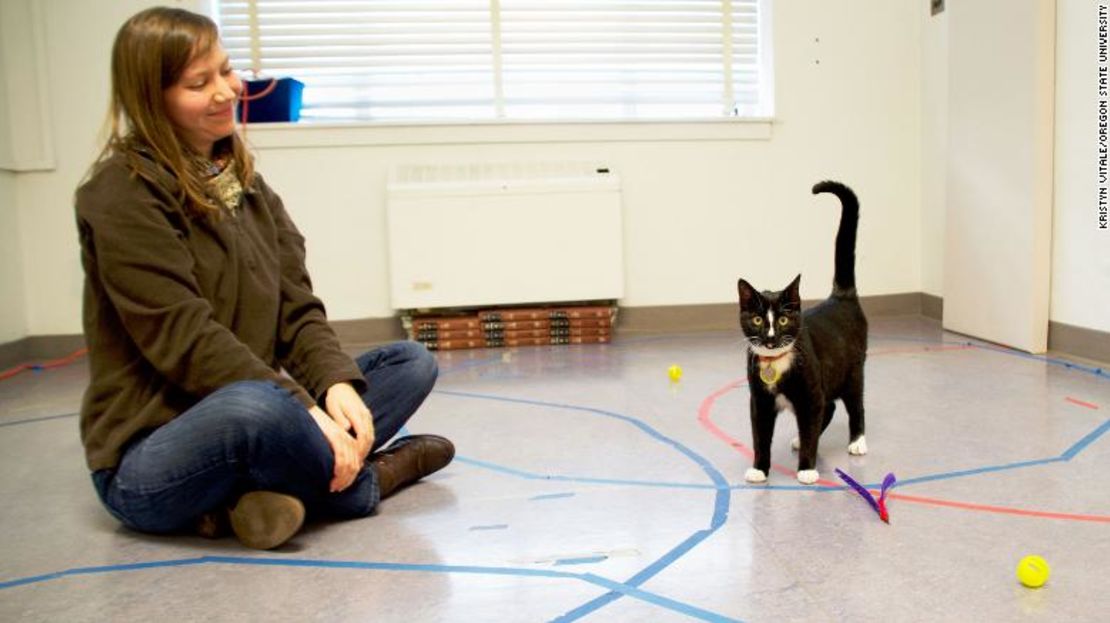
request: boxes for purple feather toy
[835,468,896,523]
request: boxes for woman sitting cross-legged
[75,7,454,550]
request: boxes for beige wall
[0,169,25,343]
[920,1,1110,336]
[942,0,1055,353]
[10,0,199,340]
[7,0,926,338]
[1052,0,1110,333]
[220,0,926,322]
[6,1,1102,344]
[920,4,947,298]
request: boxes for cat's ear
[737,278,757,309]
[783,274,802,309]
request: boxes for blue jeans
[91,342,438,534]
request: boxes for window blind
[216,0,769,122]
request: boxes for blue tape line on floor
[0,412,78,428]
[553,555,607,566]
[4,332,1105,622]
[1061,418,1110,459]
[892,458,1066,488]
[0,557,208,589]
[530,492,575,501]
[436,355,505,376]
[0,555,742,622]
[453,455,716,489]
[437,389,734,622]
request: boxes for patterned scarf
[207,159,243,215]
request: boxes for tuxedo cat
[737,181,868,485]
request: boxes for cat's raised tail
[812,180,860,298]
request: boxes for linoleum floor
[1,316,1108,622]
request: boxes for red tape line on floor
[0,349,87,382]
[699,373,1110,524]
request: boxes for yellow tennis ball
[667,365,683,382]
[1016,555,1050,588]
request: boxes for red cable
[0,348,87,382]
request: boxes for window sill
[240,118,774,150]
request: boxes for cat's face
[737,275,802,356]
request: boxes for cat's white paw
[848,436,868,456]
[745,468,768,483]
[797,469,820,485]
[791,436,800,451]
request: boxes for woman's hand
[324,382,375,460]
[308,405,361,493]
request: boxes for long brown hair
[95,7,254,217]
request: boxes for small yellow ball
[667,365,683,382]
[1016,555,1050,588]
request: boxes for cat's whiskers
[751,342,795,358]
[746,336,796,357]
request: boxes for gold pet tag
[759,365,780,385]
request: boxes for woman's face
[163,44,241,157]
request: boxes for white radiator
[386,162,624,310]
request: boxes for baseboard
[919,294,1107,365]
[618,292,930,334]
[0,334,87,371]
[4,296,1106,368]
[857,292,932,318]
[1048,321,1110,367]
[617,303,737,334]
[922,293,943,320]
[330,317,407,347]
[0,339,31,371]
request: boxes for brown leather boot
[228,491,305,550]
[372,434,455,499]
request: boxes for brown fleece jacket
[75,150,364,470]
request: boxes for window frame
[208,0,775,143]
